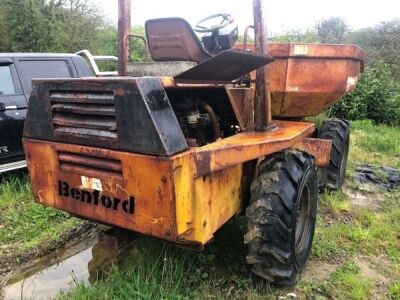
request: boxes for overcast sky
[98,0,399,34]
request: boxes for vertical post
[118,0,131,76]
[253,0,273,131]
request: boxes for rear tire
[318,118,350,190]
[245,151,318,285]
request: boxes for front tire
[245,151,318,285]
[318,118,350,190]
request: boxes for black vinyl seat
[137,17,273,83]
[145,18,211,64]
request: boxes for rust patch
[194,151,211,178]
[193,120,314,177]
[114,88,127,96]
[226,87,255,131]
[293,138,332,167]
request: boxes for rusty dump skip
[241,43,365,117]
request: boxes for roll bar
[75,49,118,77]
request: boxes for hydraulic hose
[200,101,221,141]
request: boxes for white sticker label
[287,86,299,92]
[294,45,309,56]
[81,176,103,191]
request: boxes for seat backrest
[145,18,211,64]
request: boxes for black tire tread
[318,118,350,190]
[245,150,317,285]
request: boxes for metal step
[0,160,27,173]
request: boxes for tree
[346,19,400,79]
[330,62,400,125]
[270,29,319,43]
[0,0,48,52]
[0,8,9,51]
[0,0,104,53]
[89,25,147,61]
[57,0,104,52]
[130,25,148,62]
[314,17,349,44]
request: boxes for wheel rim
[295,183,312,262]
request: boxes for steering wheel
[194,13,234,33]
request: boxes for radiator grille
[50,91,117,141]
[58,151,122,180]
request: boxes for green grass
[329,261,373,300]
[62,239,201,299]
[313,191,400,262]
[318,191,351,215]
[307,113,328,129]
[388,281,400,300]
[60,223,274,300]
[349,120,400,168]
[0,171,79,253]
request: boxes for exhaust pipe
[253,0,274,131]
[118,0,131,76]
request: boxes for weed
[298,281,329,299]
[0,171,79,252]
[388,281,400,300]
[60,236,238,299]
[319,191,351,215]
[313,190,400,262]
[307,113,328,129]
[329,261,373,300]
[349,120,400,169]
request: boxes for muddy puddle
[0,228,135,300]
[343,182,389,210]
[342,163,400,209]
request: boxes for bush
[329,62,400,126]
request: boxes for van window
[19,60,73,94]
[0,65,16,95]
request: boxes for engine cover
[24,77,188,156]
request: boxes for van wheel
[318,118,350,190]
[245,151,318,285]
